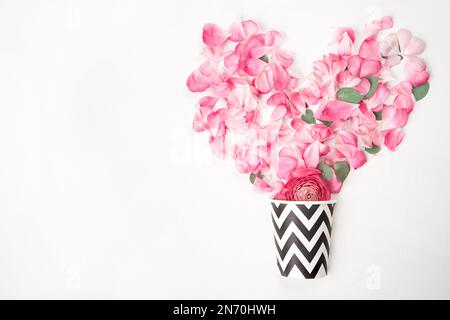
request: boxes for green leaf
[336,88,364,104]
[373,111,382,121]
[412,82,430,101]
[301,109,316,124]
[365,145,381,154]
[318,162,333,181]
[364,77,379,99]
[320,120,333,127]
[250,172,263,184]
[259,55,269,63]
[334,161,350,181]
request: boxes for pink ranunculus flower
[275,168,331,201]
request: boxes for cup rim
[269,199,338,205]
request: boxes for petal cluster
[187,17,430,200]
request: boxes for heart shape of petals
[187,17,430,201]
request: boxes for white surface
[0,0,449,299]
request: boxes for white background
[0,0,449,299]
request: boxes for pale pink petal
[272,63,291,91]
[206,111,223,136]
[199,96,219,108]
[393,95,414,113]
[347,55,362,77]
[381,106,409,130]
[347,55,381,78]
[333,28,356,43]
[336,144,367,169]
[186,69,210,92]
[326,173,343,193]
[295,126,314,144]
[276,50,294,68]
[267,92,288,106]
[198,61,212,76]
[336,70,361,88]
[397,29,412,54]
[360,59,382,77]
[311,124,331,141]
[380,16,394,29]
[353,78,371,95]
[380,33,399,57]
[253,177,273,193]
[303,143,320,168]
[291,118,305,131]
[385,55,402,67]
[299,86,321,105]
[349,149,367,169]
[258,120,282,143]
[359,37,381,60]
[229,20,258,42]
[364,16,394,38]
[245,58,266,76]
[410,70,430,87]
[270,105,287,121]
[193,111,206,132]
[337,32,354,56]
[318,143,330,156]
[208,123,227,158]
[384,128,404,151]
[318,100,359,122]
[202,23,230,47]
[338,130,358,146]
[223,53,240,74]
[250,46,272,59]
[212,82,232,98]
[405,57,430,87]
[289,92,306,113]
[405,56,426,72]
[393,81,413,96]
[366,84,389,111]
[255,69,274,93]
[404,37,425,56]
[278,147,298,180]
[264,30,281,47]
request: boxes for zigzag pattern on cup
[271,202,335,279]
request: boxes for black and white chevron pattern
[270,200,336,279]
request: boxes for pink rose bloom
[275,168,331,201]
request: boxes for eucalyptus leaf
[336,88,363,104]
[412,82,430,101]
[301,109,316,124]
[259,55,269,63]
[318,162,333,181]
[334,161,350,181]
[364,77,379,99]
[250,172,263,184]
[320,120,333,127]
[365,145,381,154]
[373,111,382,121]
